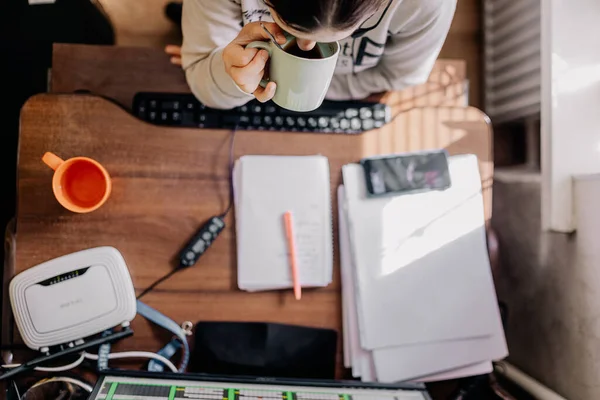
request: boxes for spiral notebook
[233,155,333,292]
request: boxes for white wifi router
[10,247,136,351]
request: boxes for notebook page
[233,162,289,292]
[236,155,332,290]
[236,162,326,291]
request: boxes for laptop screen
[89,373,430,400]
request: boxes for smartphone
[360,150,451,197]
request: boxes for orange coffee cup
[42,152,112,213]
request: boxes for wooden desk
[4,45,493,390]
[50,44,470,113]
[11,93,492,379]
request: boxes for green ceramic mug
[247,37,340,112]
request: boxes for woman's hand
[165,45,182,66]
[222,22,287,102]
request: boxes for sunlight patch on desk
[358,109,469,158]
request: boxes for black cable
[136,269,179,300]
[220,128,238,218]
[0,328,133,381]
[137,129,238,300]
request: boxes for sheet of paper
[338,185,371,377]
[414,362,493,383]
[338,185,506,382]
[372,333,506,383]
[340,190,351,369]
[342,155,500,349]
[360,352,376,382]
[234,155,332,291]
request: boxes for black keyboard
[132,92,390,134]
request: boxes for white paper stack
[339,155,507,382]
[234,155,333,291]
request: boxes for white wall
[541,0,600,232]
[494,171,600,399]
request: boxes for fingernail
[276,33,286,42]
[260,50,269,60]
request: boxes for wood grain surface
[10,93,492,378]
[51,44,189,107]
[51,44,469,111]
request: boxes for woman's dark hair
[264,0,388,32]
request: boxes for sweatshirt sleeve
[181,0,254,109]
[326,0,457,101]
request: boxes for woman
[174,0,456,109]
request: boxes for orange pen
[283,211,302,300]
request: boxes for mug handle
[246,41,272,88]
[42,152,64,171]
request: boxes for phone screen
[361,151,451,196]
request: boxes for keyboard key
[172,112,181,122]
[149,100,158,109]
[362,119,375,130]
[265,105,277,114]
[351,118,362,130]
[252,116,262,126]
[182,111,195,125]
[360,107,373,119]
[374,108,387,120]
[275,116,284,126]
[185,102,195,111]
[285,117,295,127]
[297,117,306,127]
[198,114,219,128]
[162,101,180,110]
[252,104,262,113]
[345,108,359,118]
[222,115,241,127]
[239,115,250,125]
[239,105,249,113]
[149,111,157,121]
[318,117,329,128]
[340,118,350,129]
[264,116,273,125]
[137,100,147,114]
[308,117,318,128]
[330,118,340,129]
[374,120,384,128]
